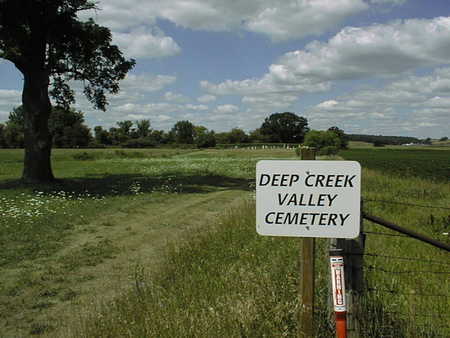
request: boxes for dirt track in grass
[1,188,247,337]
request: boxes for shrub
[72,152,96,161]
[121,138,156,148]
[304,130,341,150]
[196,132,216,148]
[87,142,106,149]
[113,150,145,158]
[373,140,385,147]
[318,146,339,155]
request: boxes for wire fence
[365,199,450,211]
[348,252,450,266]
[358,209,450,337]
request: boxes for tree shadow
[0,173,254,197]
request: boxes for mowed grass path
[0,148,298,336]
[2,147,449,337]
[61,148,449,337]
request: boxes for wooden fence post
[299,147,316,337]
[329,200,365,337]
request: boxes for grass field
[0,148,297,336]
[0,146,449,337]
[340,147,450,182]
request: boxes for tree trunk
[21,71,54,183]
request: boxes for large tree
[171,120,195,144]
[260,112,309,143]
[0,0,135,182]
[135,119,151,138]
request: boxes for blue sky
[1,0,450,138]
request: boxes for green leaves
[48,18,135,110]
[0,0,135,111]
[260,112,309,143]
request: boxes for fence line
[347,210,450,336]
[364,199,450,210]
[364,265,450,275]
[347,252,450,265]
[364,230,410,238]
[362,212,450,252]
[366,288,449,298]
[384,311,449,319]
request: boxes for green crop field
[340,148,450,182]
[0,147,448,337]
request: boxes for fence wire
[364,265,450,275]
[365,199,450,211]
[354,211,450,336]
[348,252,450,266]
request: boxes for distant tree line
[1,108,434,151]
[0,110,314,149]
[346,134,421,146]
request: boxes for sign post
[256,159,361,336]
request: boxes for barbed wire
[383,311,449,320]
[347,252,450,266]
[364,199,450,211]
[418,324,450,330]
[367,287,450,298]
[364,265,450,275]
[362,212,450,252]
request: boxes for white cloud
[369,0,407,5]
[317,100,339,109]
[201,76,330,96]
[200,70,330,113]
[246,0,368,41]
[113,27,180,59]
[70,72,176,117]
[68,73,177,126]
[164,91,189,103]
[424,96,450,108]
[157,114,172,122]
[84,0,368,41]
[185,104,209,111]
[0,89,21,121]
[242,93,298,111]
[202,16,450,115]
[274,17,450,81]
[78,1,158,31]
[126,114,147,120]
[0,89,21,101]
[117,74,176,95]
[197,94,216,103]
[306,68,450,137]
[214,104,239,114]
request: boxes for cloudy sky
[1,0,450,138]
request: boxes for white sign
[256,160,361,238]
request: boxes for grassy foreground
[59,152,449,337]
[0,147,297,336]
[1,147,448,337]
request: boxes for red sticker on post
[330,256,346,312]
